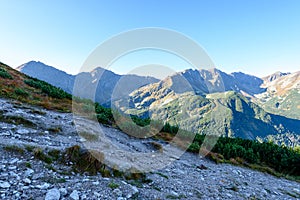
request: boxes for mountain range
[17,61,300,146]
[17,61,158,104]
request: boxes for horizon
[14,59,298,80]
[1,1,300,78]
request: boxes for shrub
[0,68,13,79]
[188,142,200,153]
[3,145,25,154]
[108,182,119,189]
[14,88,29,97]
[24,78,71,99]
[190,134,300,177]
[33,148,53,164]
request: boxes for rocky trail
[0,98,299,200]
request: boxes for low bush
[14,88,29,97]
[188,134,300,177]
[24,78,71,99]
[0,68,13,79]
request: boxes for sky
[0,0,300,78]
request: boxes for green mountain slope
[116,90,300,147]
[258,89,300,120]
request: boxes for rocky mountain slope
[116,86,300,147]
[1,98,300,200]
[256,71,300,119]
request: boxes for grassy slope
[261,89,300,120]
[0,62,72,111]
[131,91,300,146]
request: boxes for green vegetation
[0,67,13,79]
[188,134,300,179]
[25,162,32,168]
[0,114,36,128]
[261,89,300,120]
[154,172,169,179]
[3,145,25,154]
[33,147,53,164]
[14,88,29,97]
[24,78,72,99]
[47,149,61,161]
[108,181,119,189]
[63,145,106,175]
[95,102,113,124]
[0,62,72,111]
[24,145,35,152]
[166,194,186,199]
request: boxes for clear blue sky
[0,0,299,77]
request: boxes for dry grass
[149,141,163,153]
[0,62,72,112]
[79,131,99,141]
[3,145,25,154]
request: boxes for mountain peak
[263,71,291,83]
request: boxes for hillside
[0,62,72,111]
[115,75,300,147]
[256,71,300,119]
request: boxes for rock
[17,129,30,134]
[232,169,241,175]
[24,169,34,177]
[197,164,208,170]
[70,190,80,200]
[131,185,139,194]
[92,181,99,185]
[0,181,11,188]
[36,183,50,190]
[113,188,122,197]
[45,188,60,200]
[8,166,17,170]
[226,193,233,197]
[23,178,31,184]
[170,191,179,197]
[22,186,30,190]
[59,188,68,196]
[32,173,43,180]
[81,194,87,199]
[10,158,19,164]
[93,192,100,197]
[173,169,185,175]
[126,184,139,198]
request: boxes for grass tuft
[3,145,25,154]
